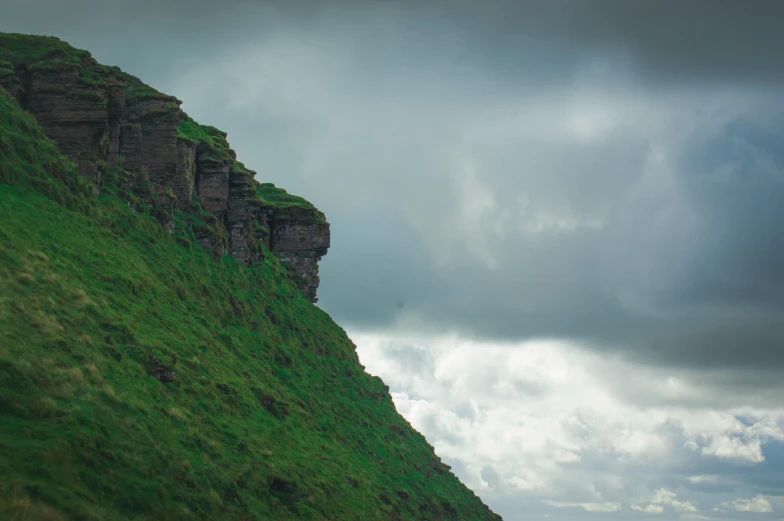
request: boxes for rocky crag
[0,33,329,302]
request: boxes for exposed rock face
[227,167,260,266]
[195,227,226,261]
[257,206,330,302]
[173,140,196,208]
[0,41,330,302]
[146,355,176,383]
[121,98,183,231]
[0,73,21,100]
[106,83,126,166]
[195,154,230,221]
[19,64,110,188]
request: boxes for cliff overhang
[0,32,329,302]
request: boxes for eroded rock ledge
[0,34,329,302]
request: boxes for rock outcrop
[146,355,176,383]
[0,69,21,98]
[257,205,330,302]
[19,63,111,189]
[0,34,329,302]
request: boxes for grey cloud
[321,207,450,330]
[3,0,784,372]
[337,101,784,370]
[481,466,502,489]
[6,0,784,87]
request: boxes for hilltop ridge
[0,32,328,302]
[0,32,503,521]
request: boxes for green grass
[0,31,311,205]
[113,68,173,103]
[0,69,500,521]
[177,116,258,185]
[0,33,89,69]
[258,183,326,225]
[0,87,94,212]
[177,117,233,162]
[258,183,316,210]
[0,32,173,104]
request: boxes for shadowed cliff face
[258,206,331,302]
[0,33,329,302]
[18,63,114,189]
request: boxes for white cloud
[349,330,784,520]
[631,504,664,514]
[717,495,773,513]
[681,410,784,463]
[687,475,720,484]
[544,500,622,512]
[650,488,698,514]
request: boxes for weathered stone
[226,169,259,266]
[173,139,196,208]
[196,154,230,221]
[3,47,330,301]
[195,227,226,261]
[258,206,330,302]
[0,73,21,100]
[390,424,407,437]
[106,82,126,165]
[21,65,109,188]
[147,355,175,383]
[121,100,181,180]
[121,98,182,230]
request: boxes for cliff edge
[0,33,328,302]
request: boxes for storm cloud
[3,1,784,519]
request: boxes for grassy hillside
[0,53,500,521]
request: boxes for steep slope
[0,34,503,521]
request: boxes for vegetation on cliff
[0,34,502,521]
[258,183,317,211]
[1,31,331,301]
[0,33,170,103]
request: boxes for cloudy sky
[4,1,784,519]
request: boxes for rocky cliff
[0,32,505,521]
[0,33,329,302]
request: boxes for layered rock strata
[0,36,328,302]
[256,206,330,302]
